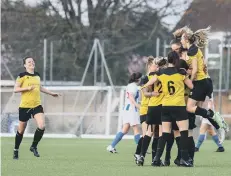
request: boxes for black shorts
[172,112,196,131]
[146,105,162,125]
[162,106,188,123]
[140,115,147,124]
[189,78,213,101]
[19,105,44,122]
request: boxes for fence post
[105,87,112,135]
[117,88,125,133]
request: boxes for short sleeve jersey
[16,72,41,108]
[124,82,139,111]
[148,72,164,107]
[186,44,207,81]
[156,67,186,106]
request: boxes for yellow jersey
[148,72,164,107]
[140,76,149,115]
[186,44,207,81]
[157,67,186,106]
[16,72,41,108]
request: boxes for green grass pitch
[1,137,231,176]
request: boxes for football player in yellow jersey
[173,26,221,130]
[170,40,197,166]
[143,51,194,167]
[13,57,60,160]
[137,57,175,166]
[134,56,159,163]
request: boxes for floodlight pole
[218,40,223,113]
[43,38,47,86]
[50,41,53,83]
[156,37,160,56]
[226,39,231,91]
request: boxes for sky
[23,0,193,30]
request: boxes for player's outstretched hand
[51,92,61,97]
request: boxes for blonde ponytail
[174,26,211,48]
[193,26,211,48]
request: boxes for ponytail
[174,26,211,48]
[167,51,180,69]
[154,57,168,68]
[129,72,142,83]
[193,26,211,48]
[146,56,154,72]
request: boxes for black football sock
[188,136,195,160]
[207,118,220,129]
[31,128,45,148]
[141,135,151,157]
[154,133,170,161]
[14,131,23,150]
[175,136,181,160]
[165,132,174,160]
[180,130,189,161]
[152,137,159,160]
[135,137,143,155]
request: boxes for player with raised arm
[173,26,222,129]
[13,57,60,160]
[143,51,194,167]
[107,73,142,153]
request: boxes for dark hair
[129,72,142,83]
[155,57,168,68]
[167,51,180,69]
[23,56,34,65]
[179,59,189,70]
[170,39,181,45]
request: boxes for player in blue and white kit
[107,72,142,153]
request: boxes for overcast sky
[23,0,192,30]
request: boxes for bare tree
[1,0,190,84]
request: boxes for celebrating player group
[107,26,228,167]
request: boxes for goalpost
[1,86,138,139]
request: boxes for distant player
[13,57,60,160]
[143,51,194,167]
[107,73,142,153]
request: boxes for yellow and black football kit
[16,72,43,122]
[139,75,149,123]
[156,67,188,122]
[186,44,213,101]
[171,59,196,130]
[146,72,163,125]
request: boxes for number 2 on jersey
[167,81,175,95]
[157,82,162,93]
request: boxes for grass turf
[1,137,231,176]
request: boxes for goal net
[1,86,131,138]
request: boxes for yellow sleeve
[16,75,24,84]
[188,54,197,61]
[182,75,186,80]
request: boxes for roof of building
[174,0,231,32]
